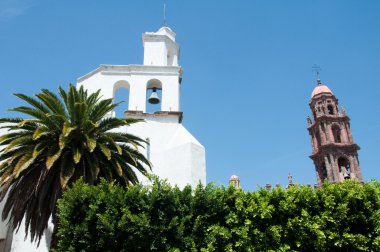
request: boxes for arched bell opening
[332,125,341,143]
[320,161,328,182]
[327,105,334,115]
[338,157,351,179]
[113,80,130,118]
[146,79,162,113]
[315,129,322,148]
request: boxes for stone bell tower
[307,79,363,185]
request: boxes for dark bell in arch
[148,87,160,104]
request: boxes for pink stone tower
[307,79,363,185]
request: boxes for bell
[343,171,350,179]
[148,88,160,104]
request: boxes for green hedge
[56,179,380,251]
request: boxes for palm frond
[0,117,25,124]
[0,85,150,245]
[89,99,114,121]
[13,93,50,114]
[59,153,75,188]
[37,89,67,117]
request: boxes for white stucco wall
[0,126,51,252]
[122,114,206,188]
[143,41,167,66]
[0,200,8,240]
[143,26,179,67]
[9,219,52,252]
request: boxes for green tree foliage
[56,179,380,252]
[0,85,150,244]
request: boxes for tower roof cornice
[309,143,360,159]
[309,93,338,107]
[142,34,179,49]
[77,64,183,83]
[143,26,177,43]
[307,114,350,127]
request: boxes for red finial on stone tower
[288,173,293,185]
[287,173,294,188]
[265,183,271,191]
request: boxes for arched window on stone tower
[146,79,163,113]
[332,125,341,143]
[113,80,130,118]
[321,162,328,181]
[315,129,322,148]
[327,105,334,115]
[338,157,351,179]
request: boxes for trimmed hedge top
[56,179,380,252]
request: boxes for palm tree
[0,84,150,246]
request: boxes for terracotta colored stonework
[308,80,363,185]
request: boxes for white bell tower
[77,26,206,189]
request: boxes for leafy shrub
[56,179,380,252]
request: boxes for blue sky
[1,1,379,190]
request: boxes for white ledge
[77,64,182,83]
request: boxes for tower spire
[312,64,322,85]
[163,3,167,27]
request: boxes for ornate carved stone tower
[307,79,363,185]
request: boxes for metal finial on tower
[312,64,322,84]
[163,3,167,26]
